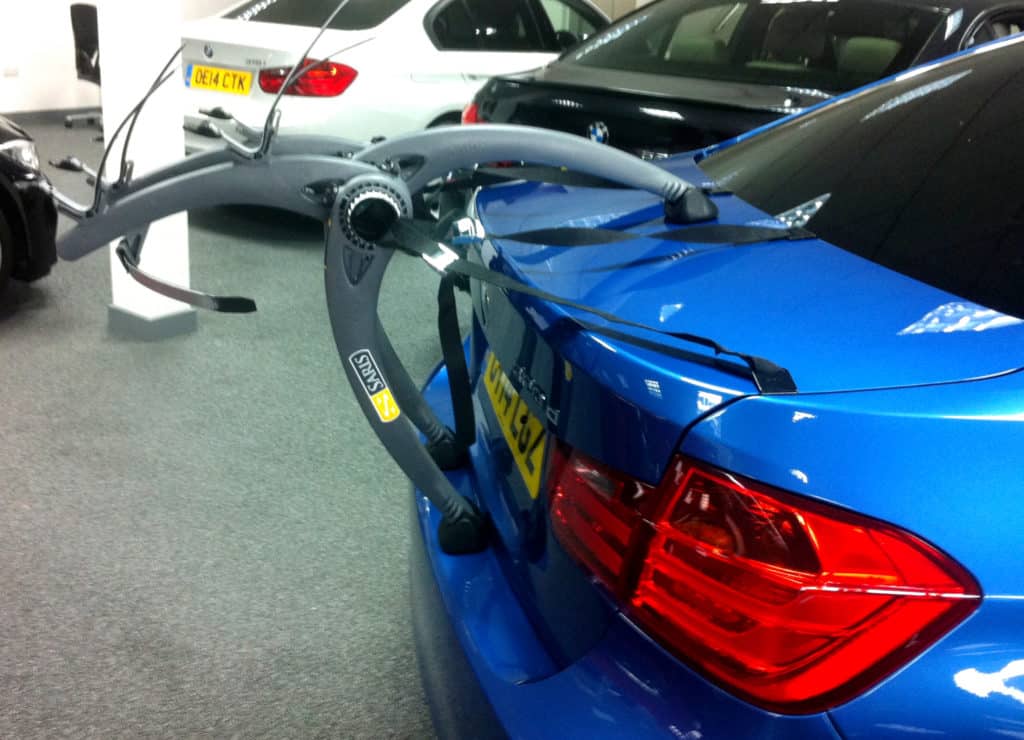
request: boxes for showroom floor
[0,116,460,738]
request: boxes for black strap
[416,212,812,250]
[116,236,256,313]
[485,222,812,248]
[573,227,813,272]
[440,165,629,192]
[388,219,797,394]
[578,246,716,273]
[438,164,733,196]
[437,274,476,449]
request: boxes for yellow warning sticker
[370,388,401,423]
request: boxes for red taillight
[461,101,482,124]
[549,444,654,588]
[258,58,357,97]
[548,448,981,713]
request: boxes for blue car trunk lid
[465,158,1024,670]
[476,156,1024,397]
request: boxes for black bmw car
[464,0,1024,157]
[0,115,57,294]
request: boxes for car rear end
[410,360,852,739]
[412,196,1022,738]
[465,73,784,159]
[464,0,947,155]
[412,39,1024,737]
[181,0,419,151]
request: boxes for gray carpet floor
[0,115,462,738]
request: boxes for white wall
[183,0,236,20]
[0,0,236,114]
[0,1,99,114]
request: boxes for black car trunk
[475,69,799,156]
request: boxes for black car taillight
[259,58,357,97]
[548,443,981,713]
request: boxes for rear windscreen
[226,0,412,30]
[698,39,1024,319]
[569,0,944,93]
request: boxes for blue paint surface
[409,36,1024,739]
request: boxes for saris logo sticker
[349,350,401,423]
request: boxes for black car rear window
[569,0,944,93]
[698,38,1024,319]
[226,0,411,30]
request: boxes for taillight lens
[461,101,482,124]
[549,448,981,713]
[258,58,357,97]
[549,444,654,588]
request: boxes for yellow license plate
[483,353,547,499]
[186,64,253,96]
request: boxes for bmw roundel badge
[587,121,610,145]
[203,44,215,59]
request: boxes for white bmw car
[182,0,608,151]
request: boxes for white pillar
[97,0,196,338]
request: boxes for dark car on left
[464,0,1024,158]
[0,115,57,294]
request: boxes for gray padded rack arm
[58,144,374,262]
[52,125,698,554]
[357,124,692,201]
[374,315,467,468]
[322,174,488,552]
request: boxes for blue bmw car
[410,32,1024,740]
